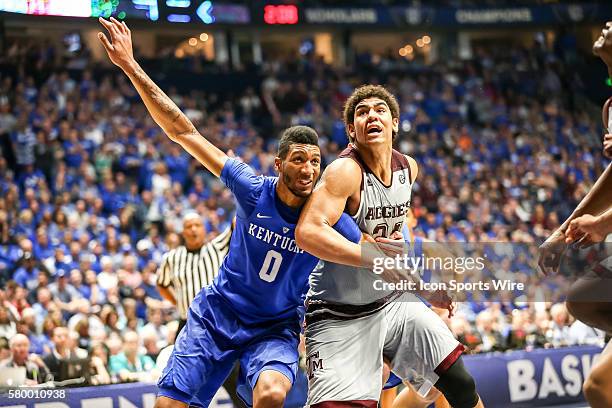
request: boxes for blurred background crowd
[0,25,609,386]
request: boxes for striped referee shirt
[157,227,232,319]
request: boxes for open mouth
[367,124,383,135]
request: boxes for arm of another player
[97,17,227,177]
[539,163,612,274]
[296,158,368,267]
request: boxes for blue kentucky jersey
[212,158,359,325]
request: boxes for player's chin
[363,132,389,144]
[290,182,314,197]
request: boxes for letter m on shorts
[307,351,323,380]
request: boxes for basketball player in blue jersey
[97,18,362,408]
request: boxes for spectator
[142,331,160,362]
[49,270,81,315]
[548,303,571,347]
[12,252,48,291]
[42,326,76,382]
[0,305,16,339]
[31,287,54,331]
[140,306,168,349]
[89,342,111,385]
[0,336,10,361]
[1,334,52,384]
[476,310,506,352]
[568,319,605,346]
[108,331,156,382]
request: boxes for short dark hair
[343,85,400,143]
[277,126,319,159]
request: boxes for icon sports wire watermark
[360,241,612,303]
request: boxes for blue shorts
[157,286,300,407]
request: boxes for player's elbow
[295,222,317,253]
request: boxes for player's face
[277,144,321,198]
[349,97,398,147]
[183,218,205,249]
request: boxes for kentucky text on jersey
[247,223,304,254]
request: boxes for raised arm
[97,17,227,176]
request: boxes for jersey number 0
[259,250,283,282]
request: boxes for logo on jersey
[283,227,289,234]
[306,351,323,380]
[399,174,406,184]
[256,213,272,219]
[365,200,411,221]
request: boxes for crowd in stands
[0,31,609,386]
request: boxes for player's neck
[355,143,393,185]
[276,181,306,209]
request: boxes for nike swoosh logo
[256,213,272,219]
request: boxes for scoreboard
[0,0,250,24]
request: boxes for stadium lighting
[399,48,408,57]
[416,39,424,48]
[189,37,198,46]
[200,33,209,42]
[405,45,414,54]
[423,35,431,45]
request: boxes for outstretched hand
[98,17,135,71]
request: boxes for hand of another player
[604,134,612,159]
[422,289,455,318]
[565,214,608,247]
[594,21,612,74]
[537,229,567,275]
[375,231,406,257]
[98,17,136,71]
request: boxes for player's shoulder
[401,153,418,183]
[323,157,362,181]
[318,157,362,196]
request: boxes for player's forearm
[122,60,193,140]
[121,61,227,176]
[296,223,363,267]
[596,207,612,235]
[560,163,612,232]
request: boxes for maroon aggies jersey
[307,145,414,313]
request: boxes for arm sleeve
[156,253,172,288]
[332,213,362,244]
[220,158,265,218]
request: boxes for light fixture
[199,33,209,42]
[189,37,197,46]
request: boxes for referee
[157,213,243,407]
[156,212,232,336]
